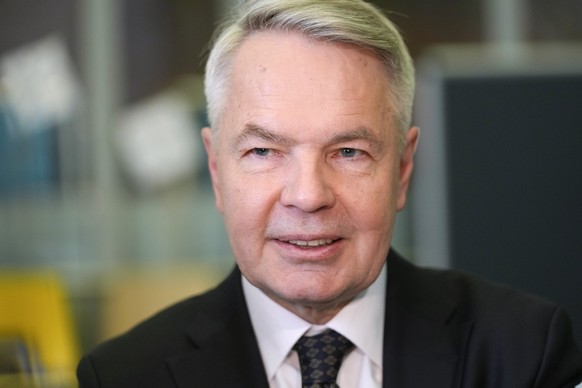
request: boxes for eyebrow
[232,122,384,151]
[329,126,382,146]
[232,123,294,151]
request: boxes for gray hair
[204,0,415,146]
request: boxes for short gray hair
[204,0,415,145]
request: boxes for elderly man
[77,0,582,387]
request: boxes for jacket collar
[166,268,269,388]
[383,250,472,388]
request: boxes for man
[77,0,582,387]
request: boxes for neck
[265,291,356,325]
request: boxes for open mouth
[286,239,337,247]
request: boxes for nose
[280,154,336,212]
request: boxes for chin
[280,281,354,306]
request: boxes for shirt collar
[242,265,387,380]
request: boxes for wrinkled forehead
[233,30,388,80]
[216,31,396,146]
[229,31,392,112]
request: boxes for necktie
[293,329,354,388]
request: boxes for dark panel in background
[446,74,582,345]
[413,53,582,347]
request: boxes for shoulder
[389,250,560,324]
[77,268,242,387]
[91,271,235,355]
[387,251,582,385]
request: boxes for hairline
[204,1,415,152]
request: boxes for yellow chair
[100,264,222,341]
[0,271,78,387]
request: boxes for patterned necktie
[293,329,355,388]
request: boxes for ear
[396,126,420,211]
[201,127,223,213]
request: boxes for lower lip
[271,239,344,262]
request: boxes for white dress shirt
[242,266,386,388]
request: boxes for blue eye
[340,148,358,158]
[252,148,271,157]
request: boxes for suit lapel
[165,252,472,388]
[166,268,269,388]
[383,251,472,388]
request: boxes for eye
[339,148,360,158]
[251,148,271,157]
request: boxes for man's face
[203,31,418,322]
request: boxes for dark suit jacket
[77,250,582,387]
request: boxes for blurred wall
[1,0,580,352]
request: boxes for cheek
[349,176,398,228]
[220,173,277,231]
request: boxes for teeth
[288,239,334,247]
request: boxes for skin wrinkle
[231,123,295,153]
[234,123,386,158]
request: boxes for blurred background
[1,0,581,385]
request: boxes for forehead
[231,30,389,96]
[222,30,393,137]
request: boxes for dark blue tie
[293,329,354,388]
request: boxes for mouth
[282,238,340,248]
[271,236,343,261]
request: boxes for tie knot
[293,329,354,388]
